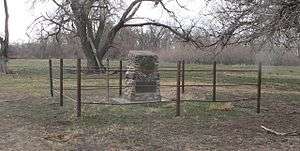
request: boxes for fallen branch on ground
[286,111,299,115]
[261,125,299,136]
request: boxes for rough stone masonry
[123,51,161,102]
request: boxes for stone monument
[123,51,161,102]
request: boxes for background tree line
[1,0,300,74]
[9,25,300,66]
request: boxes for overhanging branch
[123,22,204,48]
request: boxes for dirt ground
[0,88,299,151]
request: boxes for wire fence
[48,59,262,117]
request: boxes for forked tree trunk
[70,0,104,72]
[96,26,122,68]
[82,46,102,71]
[80,37,104,71]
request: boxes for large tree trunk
[0,58,8,74]
[0,0,9,74]
[96,26,122,64]
[70,0,103,71]
[0,38,8,74]
[81,43,102,70]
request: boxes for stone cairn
[123,51,161,102]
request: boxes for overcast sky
[0,0,209,43]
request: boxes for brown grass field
[0,59,299,150]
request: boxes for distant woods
[10,25,300,66]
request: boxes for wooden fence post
[49,59,53,97]
[77,59,82,117]
[119,60,123,97]
[176,61,181,116]
[59,59,64,106]
[106,59,110,102]
[182,60,185,94]
[212,61,217,101]
[257,62,262,113]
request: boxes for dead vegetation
[0,60,299,150]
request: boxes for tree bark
[97,23,124,64]
[70,0,101,71]
[82,43,102,70]
[0,0,9,74]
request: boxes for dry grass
[0,59,299,150]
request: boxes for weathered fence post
[59,59,64,106]
[119,60,123,97]
[176,61,181,116]
[106,59,110,102]
[49,59,53,97]
[182,60,185,94]
[257,62,262,113]
[212,61,217,101]
[77,59,82,117]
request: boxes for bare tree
[0,0,9,73]
[207,0,300,54]
[136,26,174,50]
[31,0,201,70]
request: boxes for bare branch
[123,22,203,48]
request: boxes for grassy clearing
[0,59,299,150]
[2,59,299,119]
[2,59,299,117]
